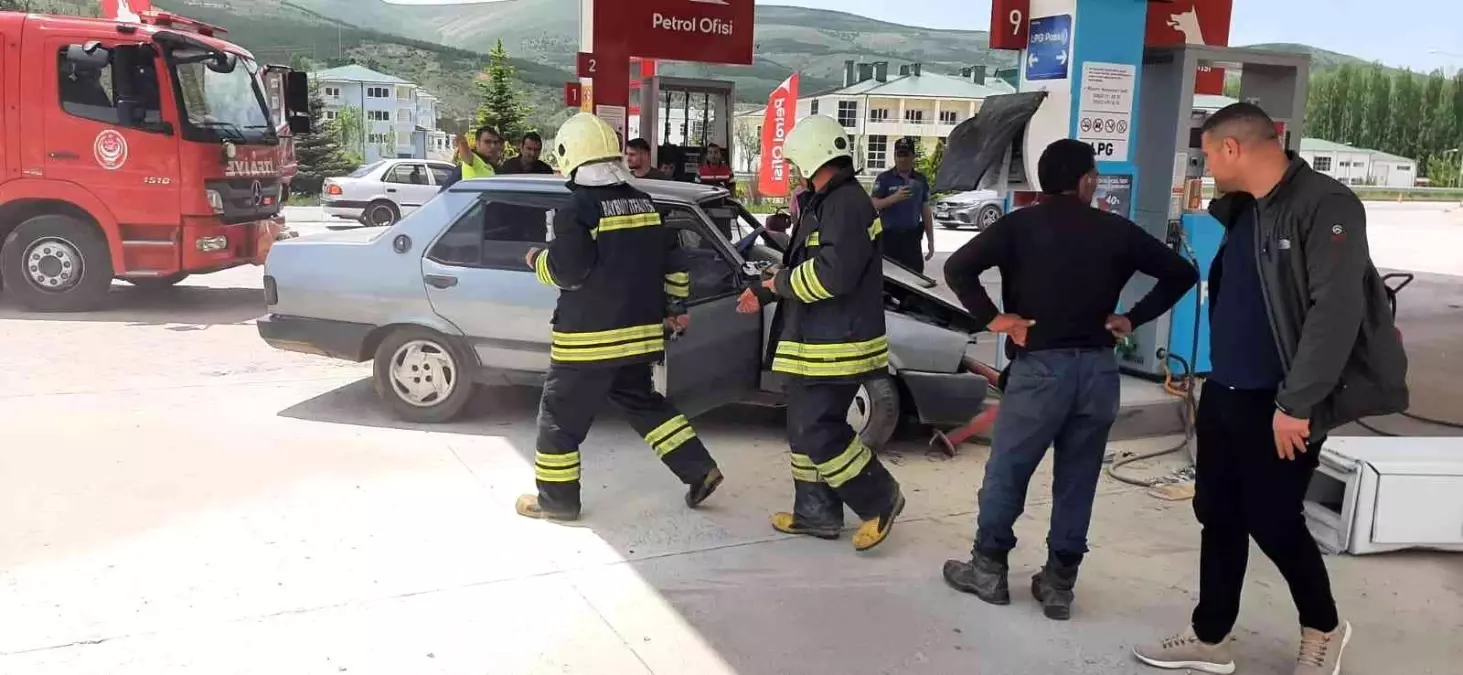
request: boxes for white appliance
[1304,436,1463,555]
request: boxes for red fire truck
[0,9,310,311]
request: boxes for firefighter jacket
[768,167,888,380]
[529,181,690,368]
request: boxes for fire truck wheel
[372,326,475,423]
[124,273,191,290]
[364,201,400,228]
[1,214,114,313]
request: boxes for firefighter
[737,114,905,551]
[518,112,725,521]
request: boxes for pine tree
[293,82,357,196]
[475,39,530,148]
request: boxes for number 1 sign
[989,0,1030,51]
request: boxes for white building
[736,61,1013,174]
[312,64,449,164]
[1300,138,1419,188]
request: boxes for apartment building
[312,64,449,164]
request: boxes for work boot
[942,551,1010,605]
[1131,626,1236,674]
[1031,561,1080,620]
[1293,621,1351,675]
[771,480,844,539]
[685,467,725,508]
[852,486,906,552]
[515,494,580,522]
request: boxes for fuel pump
[636,76,736,181]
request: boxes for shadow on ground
[0,284,264,327]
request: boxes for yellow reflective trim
[535,451,581,483]
[646,415,689,444]
[535,451,581,467]
[664,283,690,298]
[797,260,833,300]
[654,427,697,458]
[551,323,663,345]
[790,452,822,483]
[536,466,580,482]
[596,213,661,233]
[664,271,690,285]
[551,338,664,362]
[807,231,821,247]
[818,437,873,488]
[534,250,559,288]
[790,453,816,469]
[771,353,889,377]
[788,265,817,303]
[775,336,888,359]
[868,218,883,240]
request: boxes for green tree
[1356,63,1392,150]
[916,138,946,188]
[1418,70,1452,176]
[475,39,530,147]
[1305,70,1335,140]
[1387,70,1423,159]
[294,82,358,195]
[1326,64,1359,144]
[1426,153,1461,188]
[333,105,365,164]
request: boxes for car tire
[364,200,400,228]
[0,214,114,313]
[124,273,190,290]
[850,376,901,451]
[372,326,475,423]
[977,204,1003,229]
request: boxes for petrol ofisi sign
[595,0,755,66]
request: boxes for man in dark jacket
[940,139,1198,620]
[498,131,555,175]
[1134,103,1407,675]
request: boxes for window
[428,164,454,185]
[397,131,412,146]
[368,132,391,145]
[366,86,390,99]
[323,86,341,99]
[904,109,925,124]
[367,110,391,122]
[837,101,858,128]
[940,110,959,124]
[428,192,569,270]
[57,44,163,128]
[1313,156,1333,172]
[662,205,740,299]
[810,99,820,115]
[397,87,412,101]
[398,108,412,123]
[869,108,890,122]
[867,135,888,169]
[322,109,339,121]
[383,163,428,185]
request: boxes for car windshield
[169,46,274,144]
[349,161,386,178]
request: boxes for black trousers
[534,361,718,510]
[1190,383,1339,643]
[785,379,899,522]
[882,229,925,274]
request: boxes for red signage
[576,52,600,79]
[989,0,1031,51]
[1145,0,1234,95]
[757,72,800,198]
[564,83,583,108]
[594,0,755,66]
[101,0,151,20]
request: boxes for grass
[286,193,324,207]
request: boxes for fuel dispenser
[634,76,736,180]
[1119,45,1310,379]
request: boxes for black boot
[942,551,1010,605]
[771,480,844,539]
[1031,561,1080,620]
[685,467,725,508]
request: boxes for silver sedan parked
[259,176,990,449]
[322,158,458,227]
[933,189,1005,230]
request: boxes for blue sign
[1025,14,1073,82]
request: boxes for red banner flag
[102,0,152,21]
[757,72,800,198]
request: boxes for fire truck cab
[0,10,310,311]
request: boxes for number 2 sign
[989,0,1030,51]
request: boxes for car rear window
[348,161,385,178]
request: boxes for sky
[760,0,1463,73]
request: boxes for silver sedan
[933,189,1005,230]
[258,176,990,449]
[322,158,457,227]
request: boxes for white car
[323,159,457,227]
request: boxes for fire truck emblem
[94,130,129,171]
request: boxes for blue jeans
[973,348,1121,561]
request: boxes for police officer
[738,114,905,552]
[518,113,725,520]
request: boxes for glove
[749,280,776,305]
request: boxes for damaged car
[257,176,990,449]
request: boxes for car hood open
[882,260,972,318]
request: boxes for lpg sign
[596,0,754,66]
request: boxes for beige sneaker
[1294,621,1352,675]
[1132,626,1236,674]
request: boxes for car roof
[449,175,730,205]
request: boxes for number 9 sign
[990,0,1030,51]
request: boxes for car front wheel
[849,376,901,451]
[372,326,475,423]
[977,204,1003,229]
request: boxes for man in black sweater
[940,139,1198,620]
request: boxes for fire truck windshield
[168,47,275,144]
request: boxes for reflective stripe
[551,323,665,363]
[596,213,661,234]
[806,231,820,247]
[533,250,560,288]
[535,451,581,483]
[645,414,696,458]
[817,437,873,488]
[868,218,883,239]
[664,271,691,298]
[789,261,832,303]
[771,336,890,377]
[790,452,821,483]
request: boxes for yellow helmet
[783,114,853,177]
[554,112,623,175]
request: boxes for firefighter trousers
[534,362,719,510]
[784,379,899,524]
